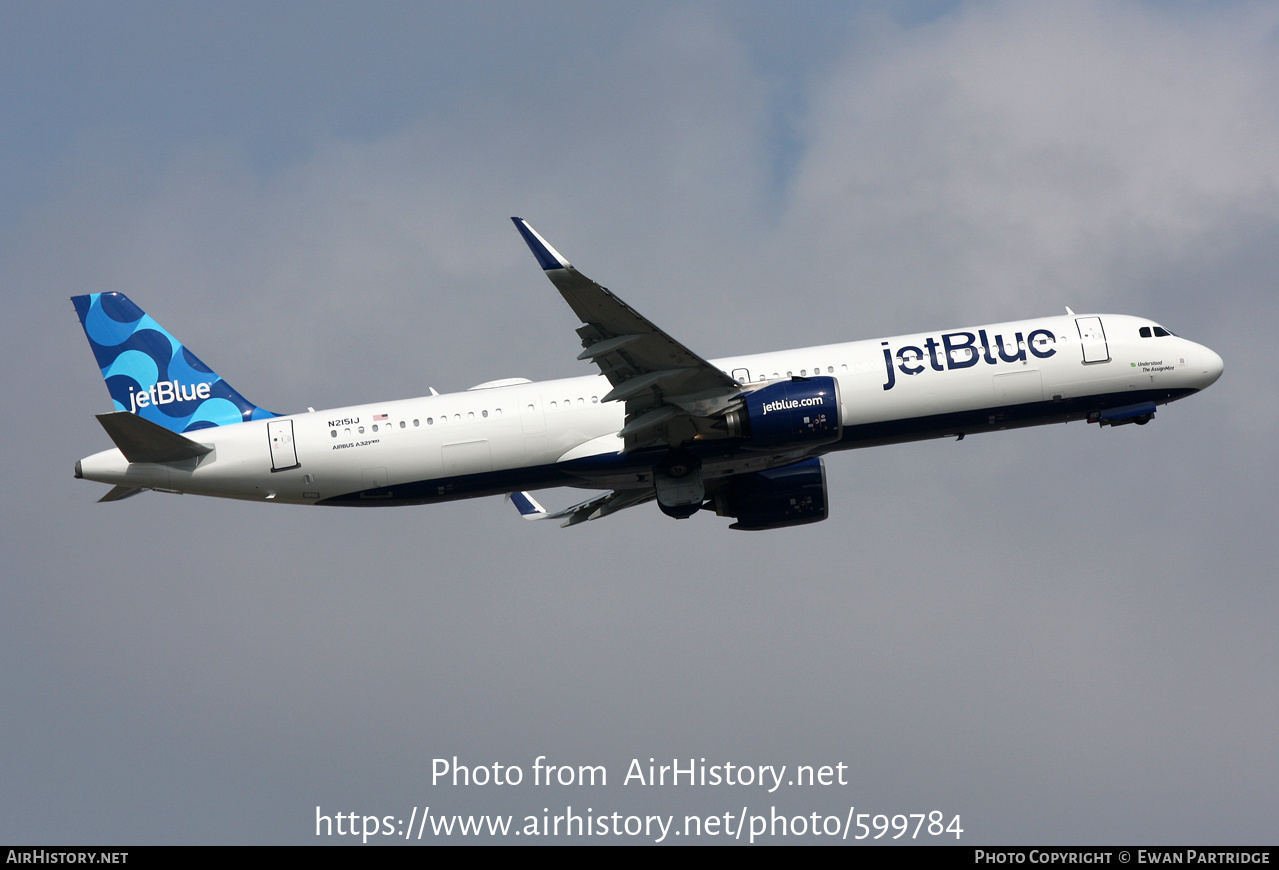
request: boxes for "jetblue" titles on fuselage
[881,328,1057,391]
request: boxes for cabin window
[482,410,488,418]
[591,396,598,404]
[413,419,420,427]
[358,426,364,434]
[330,430,337,438]
[372,424,378,432]
[400,421,406,429]
[467,411,475,420]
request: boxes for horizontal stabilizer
[98,484,146,503]
[96,411,213,464]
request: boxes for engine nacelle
[721,376,842,449]
[712,457,829,531]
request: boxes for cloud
[782,1,1279,326]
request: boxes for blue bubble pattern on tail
[72,292,277,433]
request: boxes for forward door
[1076,317,1110,364]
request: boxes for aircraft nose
[1197,345,1224,388]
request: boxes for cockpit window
[1153,326,1173,337]
[1139,326,1152,338]
[1140,325,1176,338]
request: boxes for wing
[507,488,656,527]
[512,218,742,451]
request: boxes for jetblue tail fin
[72,292,277,433]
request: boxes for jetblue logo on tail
[72,292,277,434]
[128,380,214,413]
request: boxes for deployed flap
[512,218,740,451]
[96,411,213,464]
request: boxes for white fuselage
[76,313,1223,507]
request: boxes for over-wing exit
[72,218,1223,530]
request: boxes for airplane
[71,218,1224,530]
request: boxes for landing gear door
[1076,316,1110,364]
[268,419,300,472]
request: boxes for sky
[2,0,1276,845]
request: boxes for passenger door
[268,419,300,472]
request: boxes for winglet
[506,491,548,520]
[511,218,571,271]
